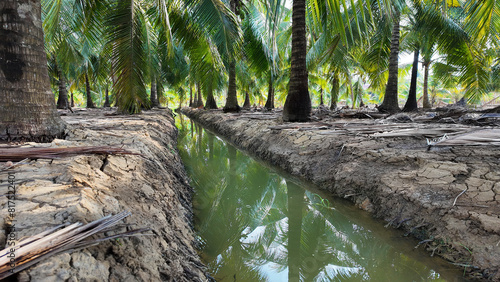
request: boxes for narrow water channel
[176,116,465,281]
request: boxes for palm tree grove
[1,0,500,281]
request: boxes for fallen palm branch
[0,211,151,279]
[0,146,141,162]
[433,129,500,146]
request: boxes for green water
[177,116,465,282]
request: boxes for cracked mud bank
[0,109,208,281]
[182,107,500,281]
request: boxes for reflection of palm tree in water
[190,120,194,139]
[287,180,304,282]
[177,124,452,281]
[187,133,266,280]
[196,123,203,155]
[208,132,215,160]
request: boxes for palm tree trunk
[0,0,65,141]
[243,91,251,109]
[103,85,111,107]
[195,82,203,108]
[189,85,193,107]
[347,74,355,109]
[204,83,217,109]
[403,49,420,112]
[223,0,240,113]
[330,75,339,110]
[223,60,240,112]
[265,75,275,109]
[319,87,324,105]
[70,92,75,107]
[192,84,198,107]
[455,96,467,106]
[378,15,401,113]
[422,61,431,109]
[56,69,69,109]
[282,0,311,121]
[150,79,158,107]
[178,87,183,109]
[85,73,95,108]
[357,83,365,107]
[111,65,118,107]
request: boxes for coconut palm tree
[377,11,402,113]
[222,0,244,112]
[282,0,390,119]
[0,0,66,141]
[242,0,291,110]
[282,0,312,121]
[441,0,497,104]
[400,0,467,111]
[42,0,84,109]
[39,0,241,113]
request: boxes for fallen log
[0,146,140,162]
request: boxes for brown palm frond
[0,146,141,162]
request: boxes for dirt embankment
[0,108,208,281]
[181,107,500,281]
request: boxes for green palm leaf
[106,0,150,113]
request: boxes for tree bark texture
[223,0,240,113]
[264,75,274,109]
[348,74,355,109]
[192,85,198,107]
[195,82,203,108]
[204,84,217,109]
[282,0,311,121]
[150,78,160,107]
[85,73,95,108]
[103,85,110,107]
[330,75,339,110]
[56,69,69,109]
[0,0,65,141]
[223,60,240,112]
[378,16,401,113]
[150,79,158,107]
[422,61,431,109]
[403,49,419,112]
[189,85,193,107]
[243,91,251,108]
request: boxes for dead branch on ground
[0,146,141,162]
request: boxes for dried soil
[181,107,500,281]
[0,108,208,281]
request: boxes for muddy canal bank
[181,107,500,280]
[0,108,207,281]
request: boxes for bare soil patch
[0,108,208,281]
[181,106,500,281]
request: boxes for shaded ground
[0,108,208,281]
[181,106,500,281]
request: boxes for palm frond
[463,0,500,47]
[243,6,270,74]
[189,0,243,57]
[107,0,150,113]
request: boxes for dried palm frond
[434,129,500,146]
[0,211,151,279]
[0,146,141,162]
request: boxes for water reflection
[177,116,463,282]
